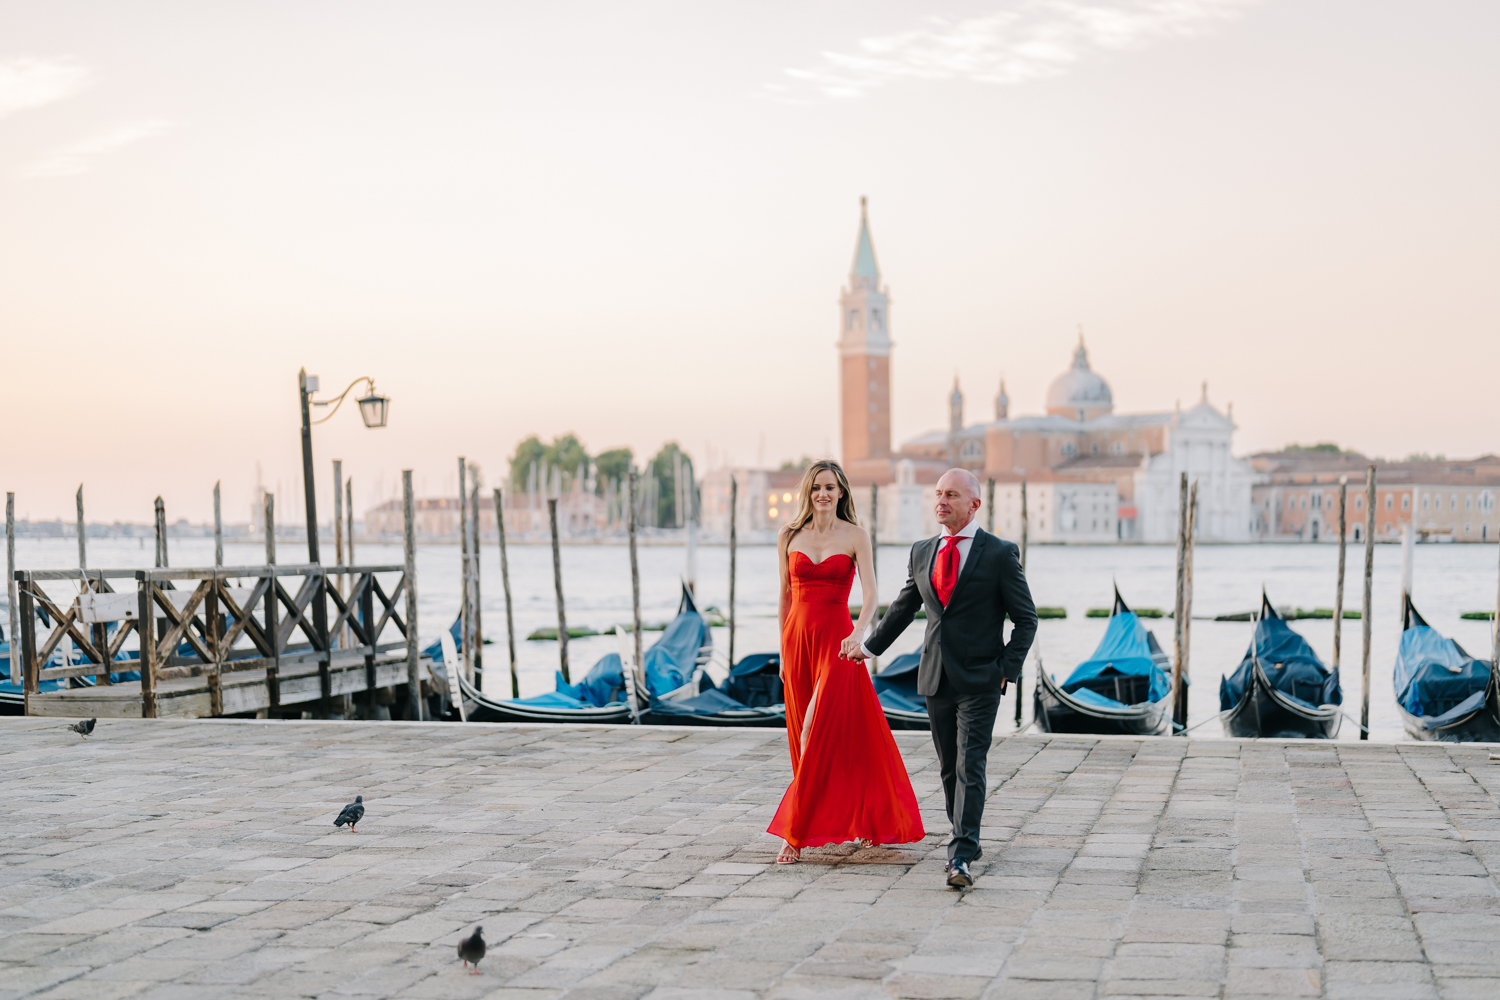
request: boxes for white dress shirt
[860,516,981,655]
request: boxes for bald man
[852,469,1037,887]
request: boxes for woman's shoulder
[839,520,869,541]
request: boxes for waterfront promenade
[1,721,1497,999]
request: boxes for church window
[1466,495,1473,510]
[1402,495,1409,509]
[869,402,877,413]
[1355,494,1363,510]
[869,381,877,391]
[847,309,859,330]
[871,308,883,332]
[1422,495,1429,510]
[1109,441,1123,455]
[1450,494,1458,510]
[1061,442,1077,458]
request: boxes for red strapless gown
[767,552,925,848]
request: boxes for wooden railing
[13,563,414,718]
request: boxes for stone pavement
[1,720,1498,1000]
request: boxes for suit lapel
[947,527,987,605]
[914,536,940,614]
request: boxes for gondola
[637,590,784,727]
[1219,592,1342,739]
[1393,596,1500,742]
[1035,587,1172,736]
[873,653,929,731]
[456,585,784,727]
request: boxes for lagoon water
[12,536,1499,742]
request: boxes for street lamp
[299,369,390,565]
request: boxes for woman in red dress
[768,460,924,863]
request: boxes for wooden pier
[11,562,432,720]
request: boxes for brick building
[1251,451,1500,542]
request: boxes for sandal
[776,844,801,864]
[851,838,872,850]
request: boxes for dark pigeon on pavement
[333,795,364,832]
[457,926,485,973]
[67,719,96,739]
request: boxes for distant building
[704,199,1257,544]
[1251,451,1500,542]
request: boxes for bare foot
[852,838,872,850]
[777,843,801,864]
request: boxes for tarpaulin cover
[643,590,707,697]
[1394,625,1492,730]
[421,617,464,665]
[648,687,752,716]
[724,653,782,708]
[555,654,627,707]
[873,652,924,712]
[1220,615,1341,711]
[1062,612,1170,705]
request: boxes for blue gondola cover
[1394,625,1492,730]
[555,654,627,708]
[1220,615,1341,711]
[1062,611,1170,708]
[873,653,925,714]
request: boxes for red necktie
[933,535,961,606]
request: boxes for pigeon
[333,795,364,832]
[457,926,485,974]
[67,719,96,739]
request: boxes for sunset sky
[1,1,1496,523]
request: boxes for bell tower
[839,197,892,482]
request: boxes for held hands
[840,637,868,661]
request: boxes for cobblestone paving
[2,719,1498,1000]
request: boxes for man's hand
[999,677,1009,695]
[841,638,868,660]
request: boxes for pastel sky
[2,1,1496,523]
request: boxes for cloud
[0,57,90,119]
[771,0,1263,100]
[19,119,176,178]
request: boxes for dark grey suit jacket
[864,527,1038,698]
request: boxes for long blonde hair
[785,460,859,536]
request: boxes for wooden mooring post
[628,469,643,679]
[494,488,519,698]
[403,470,422,721]
[1177,479,1197,732]
[1332,477,1348,677]
[6,493,18,711]
[1171,472,1188,733]
[76,485,87,571]
[1019,481,1029,571]
[1360,465,1375,739]
[213,481,224,569]
[458,457,472,688]
[470,483,484,691]
[154,497,168,568]
[1015,480,1028,724]
[728,476,738,670]
[548,497,570,684]
[264,493,280,712]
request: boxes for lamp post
[298,368,390,562]
[298,368,390,718]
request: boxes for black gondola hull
[456,672,634,725]
[882,707,930,732]
[637,707,786,728]
[1397,671,1500,742]
[1034,669,1170,736]
[1219,663,1341,739]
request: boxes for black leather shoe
[946,858,973,888]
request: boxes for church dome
[1045,338,1113,420]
